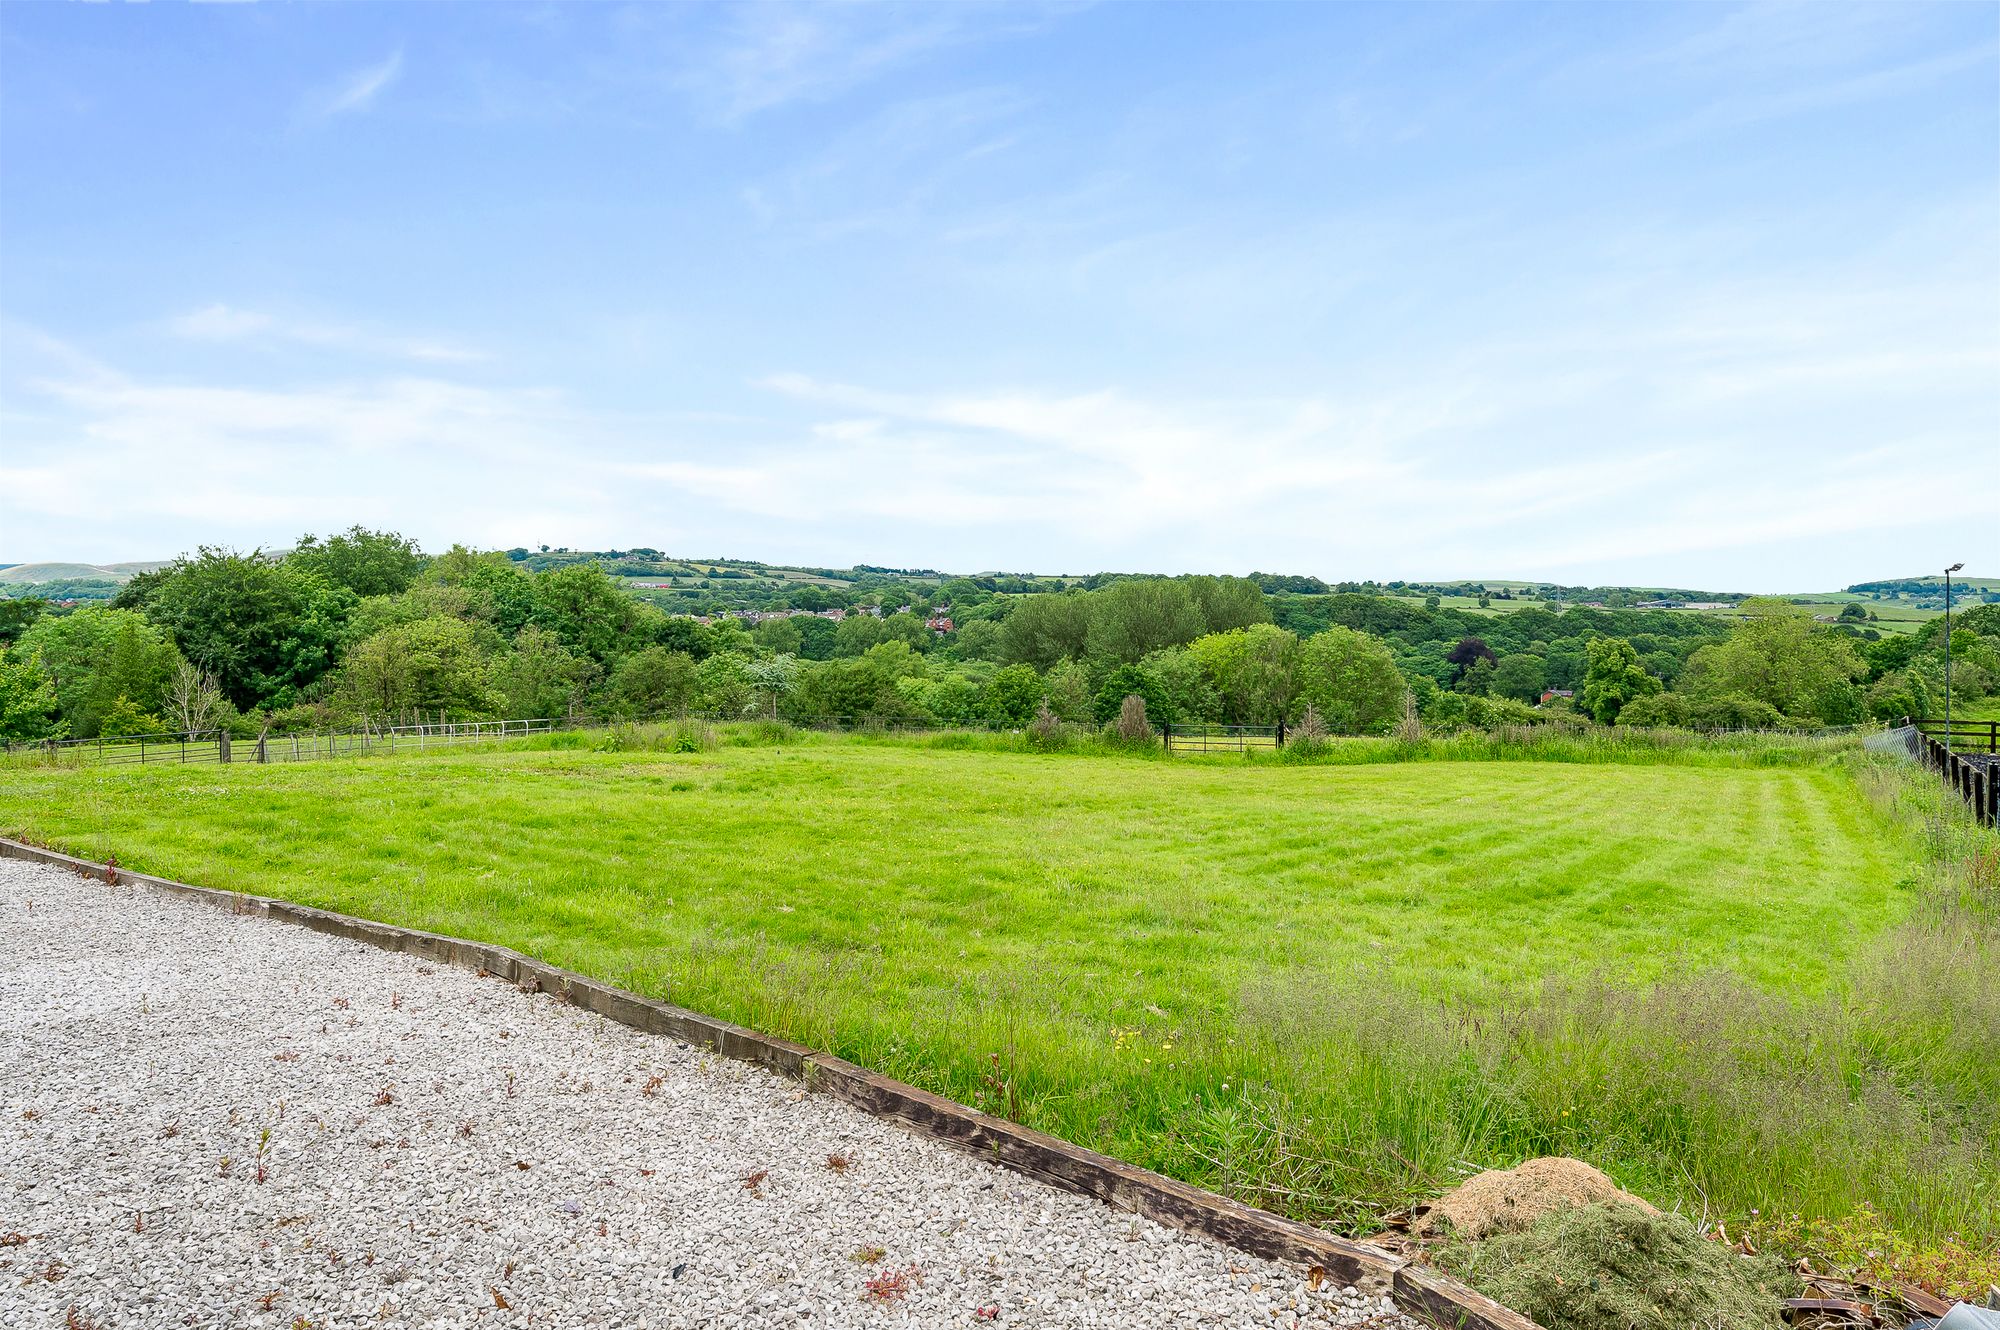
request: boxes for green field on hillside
[3,734,1993,1283]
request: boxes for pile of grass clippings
[1436,1201,1800,1330]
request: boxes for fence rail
[1906,720,1999,828]
[1161,722,1283,754]
[3,719,555,768]
[4,729,230,766]
[1914,718,2000,755]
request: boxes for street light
[1944,562,1963,748]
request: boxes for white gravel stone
[0,858,1422,1329]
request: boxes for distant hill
[0,560,168,585]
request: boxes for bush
[1026,701,1067,750]
[1114,693,1153,744]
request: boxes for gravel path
[1,859,1418,1330]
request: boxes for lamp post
[1944,562,1963,748]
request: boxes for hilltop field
[5,727,1994,1295]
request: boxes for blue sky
[2,1,1994,589]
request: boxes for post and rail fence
[1906,718,1999,828]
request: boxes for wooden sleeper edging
[0,834,1540,1330]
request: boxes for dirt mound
[1437,1200,1798,1330]
[1419,1157,1657,1241]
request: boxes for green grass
[2,732,1993,1283]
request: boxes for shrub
[1114,693,1153,744]
[1026,701,1067,749]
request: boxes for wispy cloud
[168,304,485,365]
[679,3,1066,122]
[306,48,404,122]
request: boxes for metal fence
[4,729,231,766]
[3,719,555,767]
[1160,722,1283,754]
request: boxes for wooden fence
[1907,720,1999,827]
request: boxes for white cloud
[307,48,404,122]
[167,304,485,364]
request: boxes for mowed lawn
[7,739,1976,1253]
[0,743,1905,1004]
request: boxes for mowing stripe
[0,833,1540,1330]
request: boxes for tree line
[2,529,1993,743]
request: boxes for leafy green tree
[492,625,599,718]
[0,645,64,741]
[1041,657,1095,721]
[609,647,700,718]
[1187,624,1299,725]
[17,607,186,738]
[288,527,425,598]
[0,597,44,646]
[951,618,1004,662]
[336,617,497,719]
[1295,626,1406,734]
[97,695,167,737]
[742,654,800,717]
[794,616,838,661]
[752,616,804,655]
[1678,600,1865,722]
[138,549,354,708]
[984,663,1044,727]
[1084,579,1208,664]
[1458,656,1497,696]
[1142,647,1220,725]
[697,652,760,717]
[531,563,639,663]
[1491,652,1547,703]
[1093,663,1172,725]
[998,593,1091,669]
[427,546,539,635]
[1182,576,1271,636]
[1581,637,1661,724]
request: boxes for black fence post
[1276,720,1286,748]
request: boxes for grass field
[3,732,1994,1287]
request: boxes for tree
[1042,658,1095,722]
[138,548,354,708]
[427,546,539,635]
[1084,579,1207,664]
[752,616,804,656]
[288,527,425,598]
[336,617,497,719]
[1491,652,1547,703]
[164,659,230,733]
[0,645,63,741]
[531,563,639,663]
[984,664,1044,727]
[1143,647,1220,725]
[0,597,44,646]
[1295,626,1406,735]
[1678,600,1865,723]
[1446,637,1497,683]
[998,593,1091,669]
[492,625,599,718]
[1581,637,1661,724]
[1187,624,1299,725]
[98,695,166,737]
[608,646,700,718]
[1093,663,1172,725]
[17,607,186,738]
